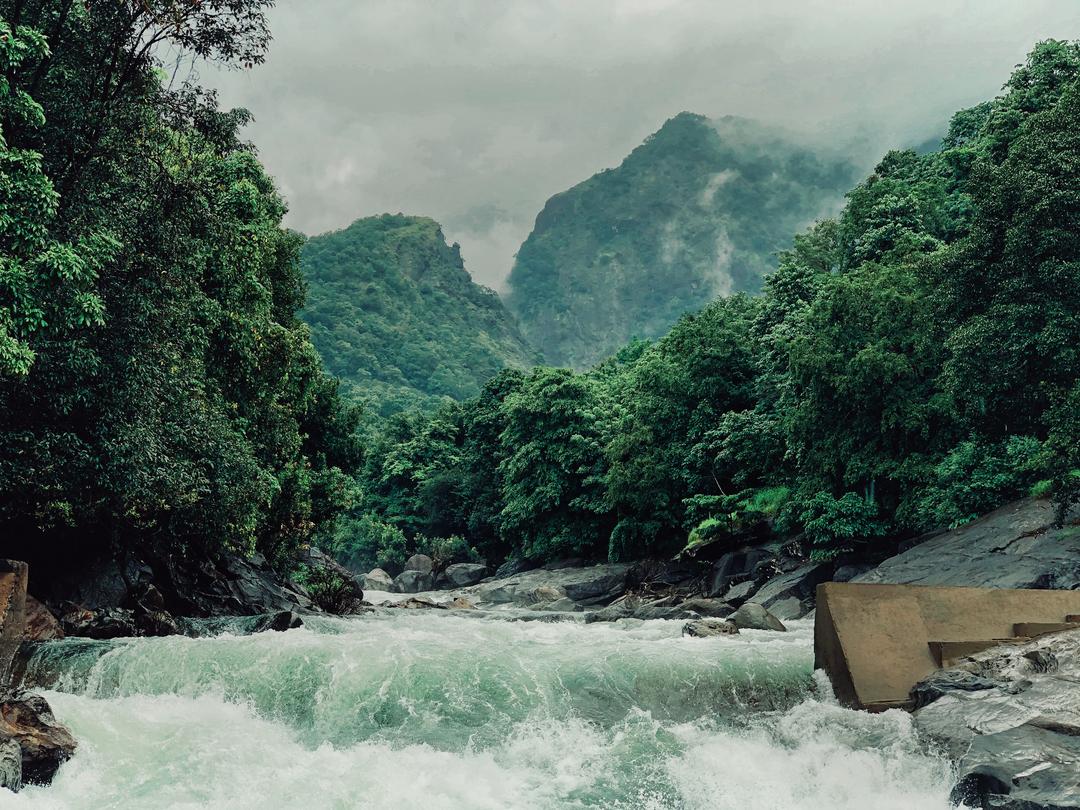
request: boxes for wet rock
[0,738,19,791]
[858,498,1080,590]
[722,579,758,607]
[682,619,739,638]
[533,597,581,612]
[728,602,787,632]
[437,563,488,589]
[360,569,395,592]
[0,692,76,787]
[23,596,62,642]
[914,628,1080,809]
[752,563,832,620]
[448,597,476,610]
[252,610,304,632]
[393,569,432,594]
[59,606,138,639]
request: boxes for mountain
[505,112,858,368]
[301,215,539,416]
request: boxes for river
[9,608,964,809]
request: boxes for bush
[413,534,479,577]
[797,491,890,561]
[908,436,1044,530]
[295,565,363,615]
[327,512,409,574]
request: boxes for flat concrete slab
[816,582,1080,711]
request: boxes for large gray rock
[858,498,1080,590]
[393,569,433,594]
[437,563,488,589]
[722,579,758,607]
[914,629,1080,810]
[470,563,631,608]
[679,598,733,618]
[751,562,832,619]
[360,569,395,592]
[404,554,434,575]
[728,602,787,632]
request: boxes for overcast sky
[204,0,1080,289]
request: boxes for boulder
[914,629,1080,810]
[22,596,62,642]
[448,597,476,610]
[471,564,631,608]
[393,569,432,594]
[752,562,832,619]
[360,569,395,592]
[722,579,758,607]
[404,554,434,575]
[728,602,787,632]
[682,619,739,638]
[858,498,1080,590]
[437,563,488,589]
[252,610,304,633]
[387,596,445,610]
[0,692,76,787]
[533,597,581,612]
[0,738,19,792]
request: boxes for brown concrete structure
[0,560,28,688]
[815,582,1080,711]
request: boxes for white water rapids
[7,609,964,809]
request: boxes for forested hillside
[334,41,1080,575]
[0,1,360,576]
[301,215,539,416]
[504,113,857,368]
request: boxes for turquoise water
[8,613,961,809]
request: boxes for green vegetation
[0,1,360,574]
[301,215,539,416]
[348,41,1080,570]
[505,113,857,368]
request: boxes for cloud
[204,0,1080,287]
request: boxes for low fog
[205,0,1080,289]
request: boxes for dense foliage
[347,42,1080,571]
[301,215,539,417]
[0,1,360,574]
[505,113,856,368]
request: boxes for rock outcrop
[856,498,1080,591]
[22,596,62,643]
[913,629,1080,810]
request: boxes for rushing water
[8,610,963,809]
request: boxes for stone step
[1013,621,1080,639]
[928,639,1026,668]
